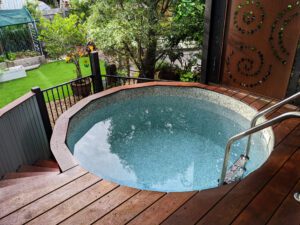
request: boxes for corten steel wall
[0,93,51,177]
[221,1,300,99]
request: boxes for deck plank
[0,173,100,225]
[162,183,236,225]
[250,97,273,110]
[267,179,300,225]
[241,94,259,105]
[232,92,249,100]
[59,186,139,225]
[195,125,300,225]
[127,191,196,225]
[273,119,300,146]
[232,148,300,225]
[0,166,87,219]
[94,191,165,225]
[27,180,118,225]
[0,175,52,188]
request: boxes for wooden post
[31,87,52,142]
[90,51,104,93]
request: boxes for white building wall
[0,0,27,9]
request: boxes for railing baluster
[56,87,64,113]
[60,86,68,110]
[65,84,72,107]
[44,90,55,126]
[51,88,59,120]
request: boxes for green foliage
[169,0,205,46]
[15,50,39,59]
[117,69,128,77]
[87,0,176,78]
[180,71,196,82]
[69,0,94,22]
[7,52,17,61]
[39,14,87,78]
[87,0,205,79]
[0,25,34,54]
[26,0,42,20]
[39,14,86,59]
[0,55,5,63]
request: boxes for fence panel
[0,93,51,177]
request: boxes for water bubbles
[165,123,173,129]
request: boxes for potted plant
[39,14,91,97]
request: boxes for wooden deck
[0,85,300,225]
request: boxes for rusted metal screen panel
[222,0,300,99]
[0,95,51,177]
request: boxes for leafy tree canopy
[82,0,205,78]
[39,14,87,78]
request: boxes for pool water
[67,95,269,192]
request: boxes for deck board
[267,179,300,225]
[94,191,165,225]
[127,192,197,225]
[0,166,87,219]
[60,186,139,225]
[161,183,237,225]
[27,180,118,225]
[232,148,300,225]
[0,173,100,225]
[1,85,299,225]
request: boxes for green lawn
[0,57,106,108]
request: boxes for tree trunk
[140,1,158,79]
[142,39,157,79]
[74,57,82,79]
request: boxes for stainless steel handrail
[244,92,300,157]
[219,111,300,186]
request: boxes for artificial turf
[0,57,106,108]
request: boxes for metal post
[31,87,52,142]
[89,51,104,93]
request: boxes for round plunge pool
[64,84,274,192]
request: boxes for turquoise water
[67,95,269,192]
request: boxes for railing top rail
[220,111,300,185]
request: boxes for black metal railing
[41,74,159,127]
[33,52,170,130]
[41,75,94,126]
[103,74,160,89]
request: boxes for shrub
[7,52,17,61]
[180,71,196,82]
[0,55,5,63]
